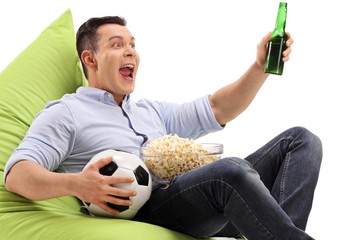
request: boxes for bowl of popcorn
[140,134,223,181]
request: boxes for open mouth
[119,64,134,79]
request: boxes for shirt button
[107,93,112,98]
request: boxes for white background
[1,0,359,239]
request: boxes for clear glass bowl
[140,143,223,180]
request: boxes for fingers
[97,202,121,215]
[91,156,113,169]
[256,32,273,67]
[86,156,137,215]
[81,156,139,215]
[82,177,137,216]
[257,32,271,52]
[283,32,293,62]
[259,32,272,48]
[106,175,135,185]
[282,47,291,62]
[264,31,272,42]
[104,181,137,197]
[94,187,136,215]
[95,196,133,215]
[286,32,293,46]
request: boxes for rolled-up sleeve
[149,95,224,139]
[194,95,224,134]
[4,101,76,184]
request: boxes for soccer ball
[82,149,152,219]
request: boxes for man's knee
[211,157,260,187]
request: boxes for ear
[81,50,97,70]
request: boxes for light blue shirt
[4,87,223,184]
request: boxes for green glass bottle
[264,2,288,75]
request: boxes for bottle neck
[272,2,287,38]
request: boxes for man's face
[88,23,140,104]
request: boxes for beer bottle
[264,2,288,75]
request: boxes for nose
[124,46,137,58]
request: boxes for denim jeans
[135,127,323,240]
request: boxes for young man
[4,16,322,239]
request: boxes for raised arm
[209,32,293,125]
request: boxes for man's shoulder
[43,93,76,110]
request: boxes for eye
[112,42,123,48]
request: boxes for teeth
[123,64,134,69]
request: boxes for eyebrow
[108,36,136,42]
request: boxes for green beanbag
[0,9,210,240]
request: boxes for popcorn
[141,134,221,180]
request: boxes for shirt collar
[76,87,131,107]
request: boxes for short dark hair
[76,16,127,78]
